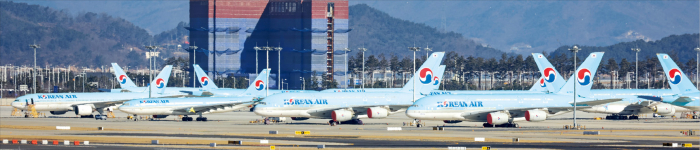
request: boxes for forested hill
[0,1,171,68]
[550,33,700,63]
[348,4,505,59]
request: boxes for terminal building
[188,0,349,89]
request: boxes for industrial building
[187,0,349,89]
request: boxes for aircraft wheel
[202,117,207,121]
[329,120,337,126]
[196,117,202,121]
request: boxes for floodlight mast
[187,45,198,88]
[275,46,283,90]
[358,47,368,91]
[408,46,421,103]
[631,47,641,89]
[29,43,40,94]
[568,45,581,128]
[341,48,351,90]
[145,45,158,98]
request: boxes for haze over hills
[356,1,700,54]
[16,0,189,34]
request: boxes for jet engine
[50,111,67,115]
[331,110,353,122]
[367,107,388,118]
[443,120,463,124]
[653,106,675,116]
[291,117,310,121]
[487,112,509,125]
[73,105,93,116]
[525,110,547,122]
[152,115,169,118]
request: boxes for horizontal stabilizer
[671,96,694,106]
[571,98,623,106]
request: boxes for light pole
[568,45,580,127]
[29,43,40,94]
[341,48,351,90]
[145,45,158,98]
[263,46,272,97]
[300,77,305,90]
[631,47,640,89]
[695,47,700,89]
[424,46,432,59]
[408,46,421,102]
[274,46,283,90]
[358,47,368,91]
[254,45,260,76]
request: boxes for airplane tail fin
[556,52,605,97]
[149,65,173,95]
[656,53,699,94]
[532,53,566,93]
[111,63,138,89]
[429,65,446,91]
[401,52,445,96]
[528,77,548,92]
[193,64,219,90]
[241,69,270,97]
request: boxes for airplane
[406,52,624,127]
[254,52,446,126]
[655,53,700,111]
[118,69,273,121]
[11,65,187,117]
[109,63,195,93]
[531,53,692,119]
[180,64,313,97]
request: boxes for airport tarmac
[0,106,698,149]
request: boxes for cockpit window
[14,99,19,102]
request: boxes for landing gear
[606,114,637,120]
[80,115,94,118]
[182,115,193,121]
[329,120,339,126]
[195,113,207,121]
[483,123,519,128]
[340,119,363,125]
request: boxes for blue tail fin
[149,65,173,95]
[532,53,566,93]
[193,64,219,90]
[656,53,699,94]
[401,52,445,95]
[430,65,446,90]
[556,52,605,97]
[528,77,548,92]
[111,63,138,89]
[241,69,270,97]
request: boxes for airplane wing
[571,98,623,106]
[72,100,131,109]
[305,104,413,117]
[458,98,623,120]
[172,101,255,114]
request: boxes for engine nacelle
[50,111,68,115]
[654,106,675,116]
[367,107,388,118]
[291,117,309,121]
[443,120,463,124]
[73,105,93,116]
[525,110,547,122]
[331,110,354,122]
[487,112,509,125]
[152,115,169,118]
